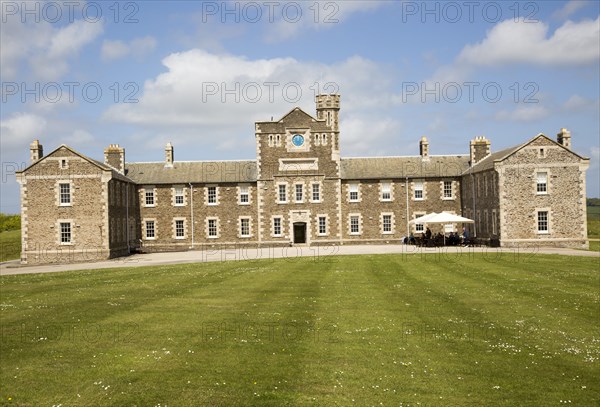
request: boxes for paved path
[1,245,598,276]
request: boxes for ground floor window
[382,214,392,233]
[350,215,360,235]
[175,220,185,239]
[537,211,548,233]
[145,221,155,239]
[60,222,71,244]
[318,216,327,235]
[273,217,282,237]
[240,218,250,237]
[208,218,218,238]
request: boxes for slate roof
[340,155,470,180]
[18,144,134,183]
[125,161,258,184]
[464,144,524,174]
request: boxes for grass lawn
[1,253,598,406]
[0,229,20,262]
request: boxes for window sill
[59,204,72,207]
[60,242,73,246]
[174,204,185,207]
[145,205,156,208]
[144,237,156,240]
[382,231,394,235]
[207,203,219,206]
[208,236,219,239]
[239,202,250,206]
[442,197,454,200]
[175,236,186,240]
[537,231,549,234]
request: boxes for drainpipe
[405,176,409,237]
[189,182,195,248]
[126,183,130,254]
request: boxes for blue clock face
[292,134,304,147]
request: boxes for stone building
[16,95,590,264]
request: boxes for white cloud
[0,113,47,149]
[457,17,600,67]
[552,0,591,20]
[101,40,130,61]
[495,105,550,122]
[563,94,600,111]
[0,17,103,81]
[101,36,157,61]
[426,16,600,86]
[102,49,403,154]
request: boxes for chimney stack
[104,144,125,174]
[470,136,491,165]
[30,140,43,164]
[419,136,429,159]
[165,142,174,167]
[557,128,571,150]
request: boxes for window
[273,217,282,237]
[349,184,359,202]
[240,218,250,237]
[414,181,423,200]
[350,215,360,234]
[276,134,281,146]
[174,187,184,206]
[537,172,548,194]
[175,220,185,238]
[268,135,274,147]
[60,159,67,169]
[145,221,155,239]
[382,214,392,233]
[443,181,452,199]
[315,134,321,145]
[60,222,71,244]
[239,186,249,204]
[208,219,218,238]
[59,183,71,205]
[278,184,287,203]
[539,148,546,158]
[207,186,217,204]
[322,134,327,145]
[145,190,155,206]
[381,183,391,201]
[537,211,548,233]
[492,210,497,235]
[295,184,303,202]
[414,213,425,232]
[318,216,327,235]
[312,184,321,202]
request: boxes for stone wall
[17,147,110,264]
[498,138,588,248]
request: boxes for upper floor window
[414,182,424,200]
[174,187,184,206]
[538,148,546,158]
[145,190,155,207]
[443,181,452,199]
[60,222,71,244]
[312,184,321,202]
[295,184,303,202]
[278,184,287,203]
[207,186,217,205]
[59,183,71,206]
[239,186,249,204]
[349,184,359,202]
[381,182,391,201]
[60,159,68,169]
[536,172,547,194]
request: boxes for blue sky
[1,0,599,214]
